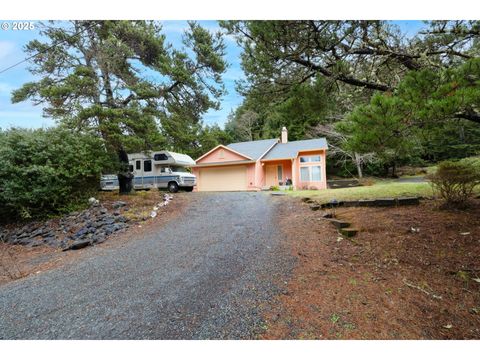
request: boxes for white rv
[100,150,196,193]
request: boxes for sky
[0,20,425,130]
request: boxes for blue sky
[0,20,425,130]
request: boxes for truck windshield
[170,166,189,172]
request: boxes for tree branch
[291,56,392,91]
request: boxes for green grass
[289,180,435,203]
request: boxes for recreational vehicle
[100,150,196,193]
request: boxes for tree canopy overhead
[12,20,227,155]
[221,20,480,177]
[221,20,479,95]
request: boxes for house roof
[195,144,253,162]
[262,138,328,160]
[227,138,278,160]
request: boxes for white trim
[295,148,327,158]
[195,144,253,162]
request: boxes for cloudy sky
[0,20,424,130]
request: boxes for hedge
[0,127,108,221]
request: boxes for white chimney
[281,127,288,144]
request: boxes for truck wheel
[168,182,179,193]
[185,186,194,192]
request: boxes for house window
[135,160,141,170]
[300,155,321,163]
[311,166,321,181]
[144,160,152,172]
[277,165,283,181]
[300,166,322,182]
[154,153,168,161]
[300,167,310,182]
[128,165,134,172]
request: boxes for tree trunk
[391,162,397,178]
[117,148,134,194]
[354,152,363,178]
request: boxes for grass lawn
[288,180,435,203]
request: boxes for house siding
[193,138,328,192]
[294,150,327,190]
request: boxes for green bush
[427,159,480,208]
[0,127,108,221]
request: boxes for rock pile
[0,200,130,251]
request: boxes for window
[300,155,321,163]
[311,166,321,181]
[128,165,134,172]
[154,153,168,161]
[135,160,141,170]
[300,167,310,181]
[300,166,322,182]
[277,165,283,181]
[144,160,152,172]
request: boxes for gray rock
[112,201,127,209]
[44,236,58,247]
[65,238,92,251]
[74,227,89,238]
[104,217,115,225]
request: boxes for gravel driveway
[0,192,294,339]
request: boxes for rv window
[135,160,141,170]
[128,165,134,172]
[154,153,168,161]
[144,160,152,172]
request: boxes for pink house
[191,127,328,191]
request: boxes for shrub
[427,159,480,208]
[0,127,108,221]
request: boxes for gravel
[0,192,294,339]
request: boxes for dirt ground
[262,197,480,339]
[0,190,190,286]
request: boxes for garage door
[198,166,247,191]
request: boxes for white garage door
[198,166,247,191]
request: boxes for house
[191,127,328,191]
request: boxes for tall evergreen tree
[12,20,226,193]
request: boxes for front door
[266,164,282,187]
